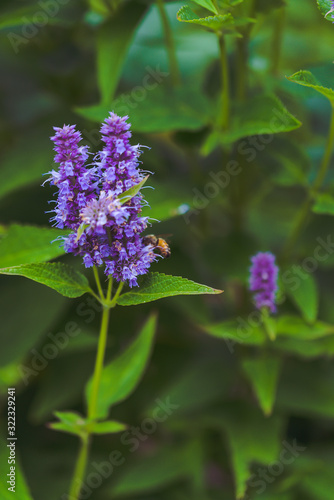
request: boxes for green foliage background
[1,0,334,499]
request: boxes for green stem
[68,277,113,499]
[88,278,113,420]
[270,7,285,77]
[261,308,276,341]
[282,106,334,260]
[218,34,230,130]
[93,265,105,300]
[314,105,334,191]
[109,281,124,308]
[156,0,181,86]
[68,435,90,499]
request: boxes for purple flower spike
[249,252,279,313]
[45,113,162,287]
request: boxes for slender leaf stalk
[282,106,334,259]
[218,34,230,130]
[68,435,90,499]
[156,0,181,86]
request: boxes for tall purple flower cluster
[249,252,279,313]
[45,113,159,287]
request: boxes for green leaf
[86,314,157,419]
[312,192,334,215]
[0,6,63,30]
[241,355,282,415]
[145,358,234,417]
[202,94,301,152]
[0,225,68,268]
[142,180,192,222]
[317,0,334,22]
[287,70,334,106]
[277,358,334,418]
[177,5,234,31]
[0,279,66,367]
[0,263,91,298]
[200,319,266,347]
[89,420,127,434]
[117,176,149,205]
[209,402,283,499]
[97,3,147,103]
[109,441,202,497]
[275,315,334,340]
[0,131,53,200]
[48,411,88,437]
[191,0,219,14]
[117,272,222,306]
[0,438,33,499]
[76,84,212,133]
[48,411,127,437]
[284,271,319,324]
[274,334,334,359]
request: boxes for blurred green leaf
[202,94,301,153]
[86,314,157,419]
[177,6,234,31]
[89,420,127,434]
[0,225,67,268]
[200,319,266,346]
[48,411,88,438]
[241,355,282,415]
[0,5,63,30]
[287,70,334,105]
[277,358,334,418]
[276,315,334,339]
[0,279,66,367]
[76,85,212,133]
[145,357,234,416]
[117,272,222,306]
[274,334,334,358]
[0,437,33,499]
[284,273,319,323]
[97,3,147,103]
[0,132,53,200]
[0,263,91,298]
[49,411,127,437]
[209,402,283,499]
[312,192,334,215]
[109,440,203,497]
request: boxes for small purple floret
[45,112,160,287]
[249,252,279,313]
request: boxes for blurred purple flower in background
[45,112,160,287]
[249,252,279,313]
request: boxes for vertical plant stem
[270,7,285,77]
[88,277,113,420]
[156,0,181,86]
[93,265,104,299]
[68,435,90,499]
[68,277,113,500]
[218,34,230,130]
[282,107,334,259]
